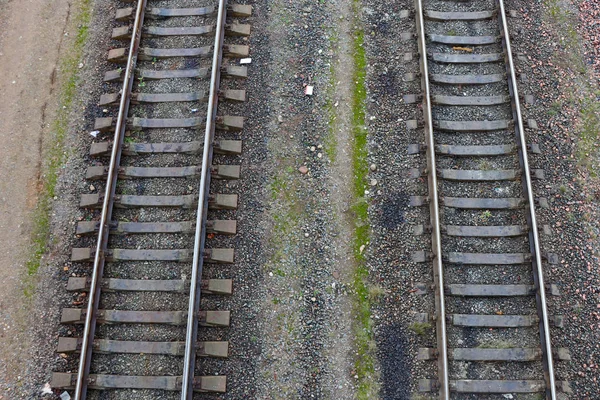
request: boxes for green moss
[24,0,92,286]
[348,2,378,398]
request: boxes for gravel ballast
[8,0,600,398]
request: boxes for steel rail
[73,0,147,399]
[181,0,228,398]
[414,0,450,397]
[497,0,557,397]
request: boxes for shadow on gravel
[377,323,411,400]
[377,191,408,230]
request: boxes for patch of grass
[548,3,561,19]
[446,28,458,36]
[544,0,586,73]
[120,186,134,196]
[409,322,432,336]
[367,284,385,300]
[24,0,92,288]
[270,174,289,201]
[480,210,492,222]
[542,0,600,179]
[548,100,561,116]
[478,160,491,170]
[576,96,600,177]
[558,184,568,194]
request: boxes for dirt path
[0,0,73,394]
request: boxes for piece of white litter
[304,85,314,96]
[41,383,52,394]
[191,108,198,113]
[60,392,72,400]
[240,58,252,64]
[89,130,100,138]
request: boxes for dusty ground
[0,0,74,396]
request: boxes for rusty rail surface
[411,0,565,396]
[73,1,147,398]
[51,0,252,397]
[181,0,228,398]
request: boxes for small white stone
[370,179,377,186]
[370,164,377,171]
[269,272,273,277]
[317,153,322,158]
[310,146,316,152]
[60,392,71,400]
[304,232,309,237]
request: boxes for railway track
[51,0,251,398]
[405,0,572,397]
